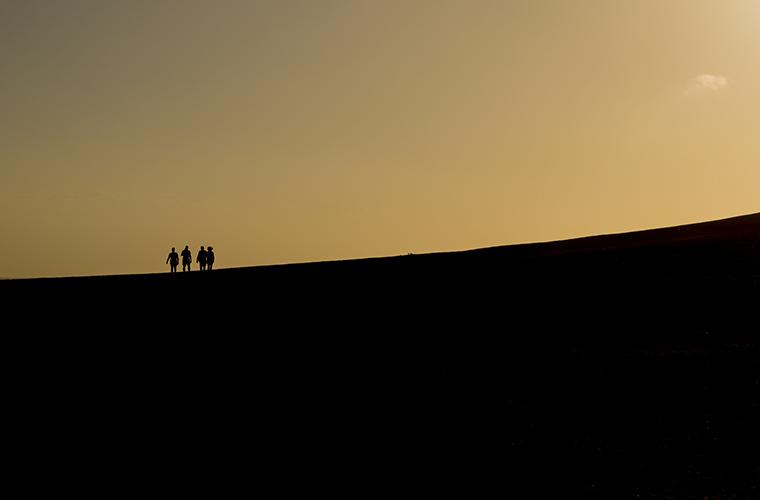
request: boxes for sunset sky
[2,0,760,278]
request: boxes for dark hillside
[3,213,760,496]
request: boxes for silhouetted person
[166,247,179,273]
[207,246,215,270]
[197,246,208,271]
[181,245,192,272]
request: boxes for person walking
[181,245,192,272]
[207,246,215,271]
[197,246,208,271]
[166,247,179,273]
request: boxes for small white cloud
[685,74,728,96]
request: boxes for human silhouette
[207,246,215,271]
[197,246,208,271]
[181,245,192,272]
[166,247,179,273]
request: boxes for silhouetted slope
[3,212,760,496]
[473,211,760,255]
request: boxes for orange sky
[2,1,759,278]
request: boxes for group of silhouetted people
[166,245,215,273]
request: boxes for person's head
[208,246,213,251]
[185,245,189,250]
[200,246,204,250]
[171,247,175,252]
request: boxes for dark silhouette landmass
[3,212,759,496]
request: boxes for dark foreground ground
[3,213,760,497]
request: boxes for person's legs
[208,263,213,271]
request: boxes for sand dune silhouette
[2,212,759,496]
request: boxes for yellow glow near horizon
[1,1,759,278]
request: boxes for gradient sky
[2,0,760,278]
